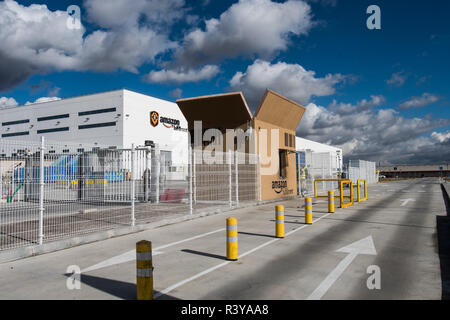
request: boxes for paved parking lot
[0,179,447,299]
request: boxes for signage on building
[150,111,187,131]
[150,111,159,127]
[161,116,180,129]
[272,180,294,195]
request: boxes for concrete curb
[442,183,450,202]
[0,197,296,264]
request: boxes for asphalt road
[0,178,447,300]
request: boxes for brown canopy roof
[176,92,252,129]
[254,89,306,131]
[176,89,305,131]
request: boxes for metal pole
[38,136,45,245]
[228,150,232,208]
[155,145,160,204]
[235,150,239,207]
[189,146,193,215]
[145,149,150,202]
[131,143,136,226]
[0,160,2,202]
[193,150,197,204]
[322,156,325,192]
[258,154,262,202]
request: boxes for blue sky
[0,0,449,164]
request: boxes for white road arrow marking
[400,198,415,206]
[81,228,225,273]
[307,236,377,300]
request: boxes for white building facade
[0,89,189,165]
[296,136,343,172]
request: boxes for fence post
[189,146,193,215]
[258,154,262,202]
[131,143,136,227]
[193,150,197,204]
[145,148,150,202]
[228,150,232,208]
[38,136,45,245]
[155,145,160,204]
[235,150,239,207]
[0,160,2,202]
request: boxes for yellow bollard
[305,197,313,224]
[328,190,335,213]
[136,240,154,300]
[275,205,285,238]
[365,181,368,200]
[226,217,238,261]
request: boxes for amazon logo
[272,180,287,194]
[150,111,159,127]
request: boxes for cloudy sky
[0,0,449,164]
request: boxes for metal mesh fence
[301,151,340,196]
[348,160,377,184]
[0,140,41,250]
[1,139,261,252]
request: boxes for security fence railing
[348,160,377,184]
[299,151,341,196]
[0,138,262,252]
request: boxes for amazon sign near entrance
[177,89,306,201]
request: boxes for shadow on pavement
[238,231,276,239]
[181,249,227,261]
[438,184,450,300]
[269,219,306,225]
[64,273,179,300]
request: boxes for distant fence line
[1,137,376,253]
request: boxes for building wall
[254,119,297,200]
[378,165,449,172]
[378,164,449,178]
[0,90,190,168]
[123,90,188,165]
[295,136,343,172]
[0,90,124,149]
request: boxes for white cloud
[175,0,314,67]
[78,28,176,73]
[84,0,187,30]
[386,71,408,87]
[25,97,61,105]
[146,65,220,83]
[0,97,18,109]
[169,88,183,99]
[229,59,345,109]
[328,95,385,115]
[431,131,450,143]
[0,0,178,90]
[297,98,450,164]
[398,93,439,110]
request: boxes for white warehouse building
[296,136,343,173]
[0,89,189,165]
[0,89,343,185]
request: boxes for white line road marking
[81,250,164,273]
[81,228,225,273]
[155,212,332,299]
[400,199,415,206]
[306,236,377,300]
